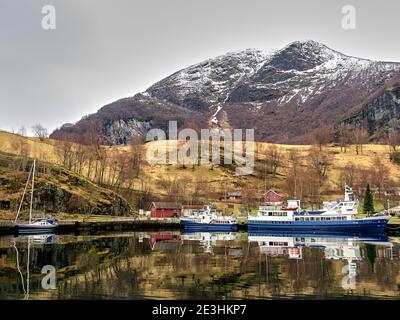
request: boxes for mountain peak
[51,41,400,145]
[267,40,339,71]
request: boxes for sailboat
[14,160,58,234]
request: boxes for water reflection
[0,231,399,299]
[248,232,392,290]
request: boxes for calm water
[0,230,399,300]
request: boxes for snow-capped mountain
[51,40,400,144]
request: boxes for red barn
[149,202,181,218]
[264,190,284,205]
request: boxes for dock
[0,218,399,235]
[0,217,182,235]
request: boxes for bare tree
[309,125,333,151]
[11,137,30,171]
[55,138,75,169]
[266,145,282,176]
[368,156,390,199]
[338,124,352,153]
[307,146,332,182]
[17,126,27,137]
[32,124,48,141]
[387,128,400,152]
[129,135,144,179]
[73,143,87,175]
[283,150,305,199]
[353,128,368,155]
[338,162,358,189]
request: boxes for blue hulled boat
[247,186,389,233]
[180,206,238,231]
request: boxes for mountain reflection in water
[0,231,399,300]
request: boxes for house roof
[264,189,284,202]
[150,202,181,209]
[264,189,282,196]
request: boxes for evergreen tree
[363,184,374,215]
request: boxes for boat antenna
[29,160,36,224]
[14,161,34,223]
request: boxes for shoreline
[1,217,400,235]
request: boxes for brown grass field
[1,130,399,216]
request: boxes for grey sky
[0,0,399,135]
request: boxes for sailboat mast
[29,160,36,224]
[14,162,34,223]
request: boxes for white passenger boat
[247,186,389,232]
[180,206,238,230]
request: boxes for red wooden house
[149,232,180,251]
[264,190,284,205]
[149,202,182,218]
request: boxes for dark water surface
[0,231,399,299]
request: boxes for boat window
[295,218,299,221]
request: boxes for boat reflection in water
[180,230,239,255]
[248,231,392,289]
[2,230,399,299]
[145,230,241,255]
[10,233,56,300]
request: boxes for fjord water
[0,231,399,300]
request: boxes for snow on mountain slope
[147,49,272,110]
[51,40,400,144]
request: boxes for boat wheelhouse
[247,186,389,232]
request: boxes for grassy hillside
[0,149,131,220]
[0,130,399,215]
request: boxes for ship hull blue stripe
[247,218,388,232]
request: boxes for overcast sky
[0,0,399,135]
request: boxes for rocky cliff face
[344,84,400,135]
[103,118,152,145]
[51,40,400,144]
